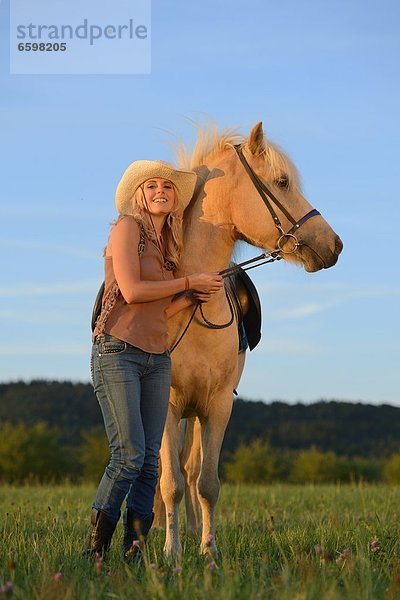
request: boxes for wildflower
[148,562,156,570]
[314,544,324,556]
[0,581,13,596]
[132,540,140,548]
[370,539,380,553]
[53,572,62,582]
[208,561,216,572]
[336,547,351,564]
[172,566,182,575]
[205,534,214,547]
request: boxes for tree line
[224,440,400,484]
[0,381,399,483]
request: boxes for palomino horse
[157,122,343,557]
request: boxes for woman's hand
[188,272,223,294]
[191,291,213,304]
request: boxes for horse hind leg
[152,463,165,528]
[197,394,233,557]
[154,416,189,529]
[181,416,202,534]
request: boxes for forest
[0,380,399,483]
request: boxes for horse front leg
[197,396,233,557]
[152,471,165,528]
[159,403,185,557]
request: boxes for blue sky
[1,0,399,405]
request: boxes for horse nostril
[335,237,343,255]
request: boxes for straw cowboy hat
[115,160,197,215]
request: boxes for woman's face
[141,178,176,216]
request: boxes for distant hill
[0,381,100,446]
[0,381,399,458]
[223,399,400,459]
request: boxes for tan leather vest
[95,219,174,353]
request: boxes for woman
[87,159,223,559]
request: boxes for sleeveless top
[93,217,175,354]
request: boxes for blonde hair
[108,183,183,268]
[134,184,183,267]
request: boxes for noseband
[234,144,320,254]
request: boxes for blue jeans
[90,333,171,523]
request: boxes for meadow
[1,483,400,599]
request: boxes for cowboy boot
[84,509,117,558]
[123,508,154,560]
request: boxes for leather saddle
[224,265,262,352]
[91,266,262,352]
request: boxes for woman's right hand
[188,272,224,294]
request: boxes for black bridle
[234,144,321,255]
[215,144,323,279]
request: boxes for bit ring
[277,233,299,254]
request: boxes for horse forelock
[260,141,302,191]
[175,123,301,191]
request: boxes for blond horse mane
[175,123,301,190]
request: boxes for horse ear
[248,122,265,155]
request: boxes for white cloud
[256,338,322,355]
[0,239,99,259]
[254,281,400,322]
[257,280,400,299]
[0,342,89,356]
[0,280,99,297]
[0,200,111,219]
[271,303,326,319]
[0,309,86,325]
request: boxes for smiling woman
[86,158,224,561]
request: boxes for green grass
[1,483,400,599]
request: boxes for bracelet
[184,276,190,291]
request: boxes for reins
[169,303,199,352]
[169,144,322,351]
[169,250,281,351]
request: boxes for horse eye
[275,177,289,189]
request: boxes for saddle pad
[226,266,262,351]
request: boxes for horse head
[199,122,343,272]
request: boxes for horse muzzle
[298,234,343,272]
